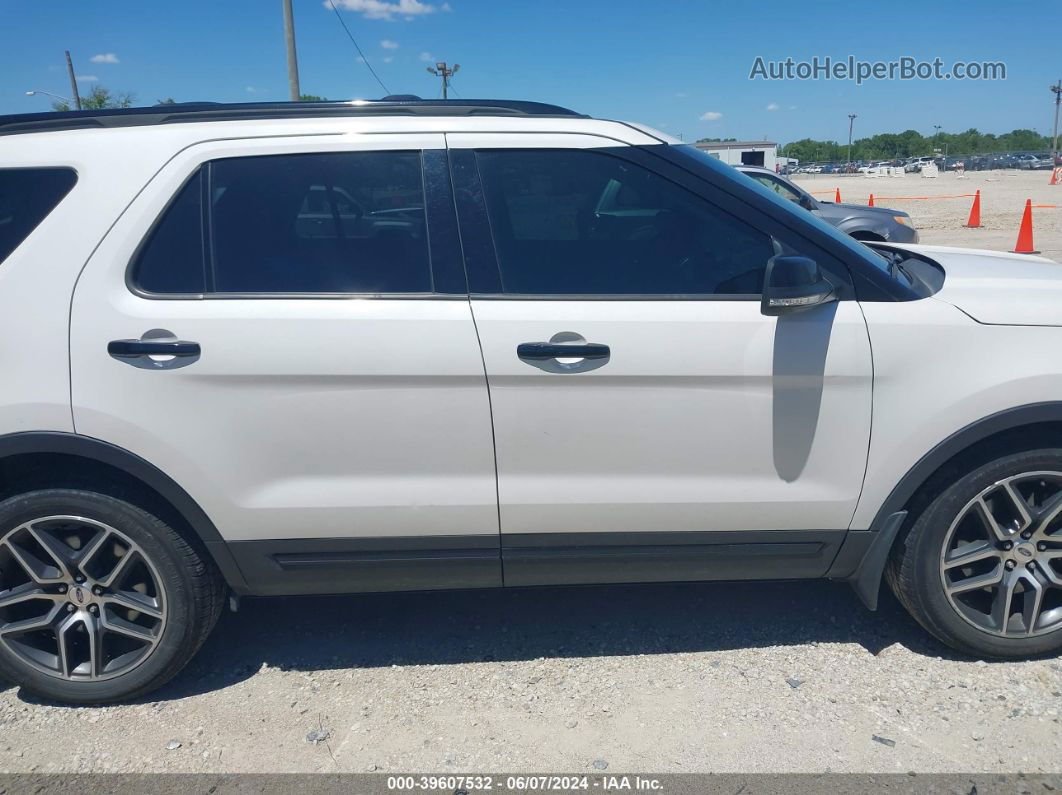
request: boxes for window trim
[456,146,853,301]
[126,149,463,300]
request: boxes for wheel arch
[833,403,1062,608]
[0,431,248,592]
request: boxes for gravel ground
[1,581,1060,773]
[793,168,1062,262]
[1,168,1061,777]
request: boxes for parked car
[904,156,937,173]
[736,165,918,243]
[1,98,1061,704]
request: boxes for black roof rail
[0,98,586,137]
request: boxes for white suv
[1,99,1061,704]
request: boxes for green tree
[52,86,136,112]
[780,127,1051,162]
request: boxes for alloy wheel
[940,472,1062,637]
[0,516,167,681]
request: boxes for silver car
[736,165,919,243]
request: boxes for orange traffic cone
[868,194,875,207]
[1051,167,1059,186]
[965,190,982,228]
[1011,199,1040,254]
[834,187,842,203]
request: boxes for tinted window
[476,150,775,296]
[0,168,77,265]
[131,170,206,294]
[210,151,430,293]
[745,172,802,204]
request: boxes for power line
[326,0,391,96]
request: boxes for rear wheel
[0,489,224,703]
[888,450,1062,658]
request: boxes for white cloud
[76,75,99,82]
[380,39,399,49]
[328,0,442,21]
[700,111,722,121]
[419,51,433,62]
[766,102,779,111]
[90,53,120,64]
[674,91,688,98]
[383,56,394,63]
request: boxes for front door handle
[108,340,201,358]
[517,342,610,361]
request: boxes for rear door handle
[108,340,201,358]
[517,342,610,361]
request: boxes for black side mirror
[761,255,836,317]
[799,194,817,211]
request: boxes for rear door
[70,134,501,594]
[448,134,873,585]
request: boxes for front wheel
[0,489,224,703]
[888,449,1062,658]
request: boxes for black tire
[0,489,224,703]
[887,449,1062,659]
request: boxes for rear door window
[131,151,433,295]
[210,151,431,294]
[0,168,77,264]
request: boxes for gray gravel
[0,580,1059,773]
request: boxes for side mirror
[761,255,836,317]
[799,194,817,211]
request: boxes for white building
[693,140,778,172]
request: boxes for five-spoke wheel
[0,515,167,681]
[941,472,1062,636]
[890,450,1062,659]
[0,490,222,703]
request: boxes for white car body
[0,101,1059,601]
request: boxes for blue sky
[2,0,1056,145]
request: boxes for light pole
[426,62,459,99]
[847,114,857,171]
[282,0,301,101]
[1051,80,1061,166]
[933,124,944,162]
[25,89,74,106]
[64,50,81,110]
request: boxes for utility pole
[426,62,459,99]
[847,113,856,170]
[1052,80,1061,166]
[282,0,301,101]
[64,50,82,110]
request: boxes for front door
[448,134,873,585]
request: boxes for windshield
[670,145,894,277]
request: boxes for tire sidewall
[0,489,198,703]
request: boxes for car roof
[0,97,588,137]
